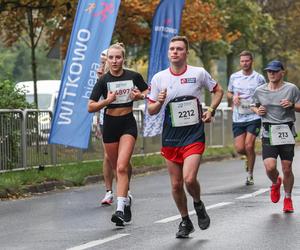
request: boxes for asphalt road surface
[1,147,300,250]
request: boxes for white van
[15,80,61,111]
[15,80,61,140]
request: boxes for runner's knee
[264,161,276,173]
[116,163,129,176]
[245,142,254,152]
[183,175,197,188]
[282,164,292,176]
[172,180,184,193]
[235,146,245,154]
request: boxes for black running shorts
[262,138,295,161]
[102,112,137,143]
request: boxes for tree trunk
[201,54,213,106]
[27,8,38,108]
[226,52,234,86]
[261,44,268,80]
[27,8,39,152]
[226,53,235,106]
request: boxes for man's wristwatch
[207,106,215,116]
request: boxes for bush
[0,79,32,109]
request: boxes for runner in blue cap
[251,60,300,213]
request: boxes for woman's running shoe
[101,190,113,205]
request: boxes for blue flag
[49,0,121,149]
[143,0,185,137]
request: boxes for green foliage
[0,45,15,81]
[18,171,48,185]
[0,176,22,194]
[0,79,32,109]
[12,42,62,82]
[203,145,236,158]
[131,154,164,166]
[0,41,61,83]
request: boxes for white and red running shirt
[148,65,217,147]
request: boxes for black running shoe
[194,201,210,230]
[175,219,195,238]
[111,211,125,227]
[124,195,132,223]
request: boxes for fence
[0,108,151,172]
[1,108,299,172]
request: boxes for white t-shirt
[148,65,217,146]
[149,65,216,104]
[228,70,266,123]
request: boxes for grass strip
[1,136,299,198]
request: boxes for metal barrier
[0,110,23,170]
[1,108,300,171]
[204,107,233,147]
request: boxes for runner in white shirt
[227,51,266,185]
[148,36,224,238]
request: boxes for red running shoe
[283,197,294,213]
[270,176,282,203]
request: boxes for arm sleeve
[228,75,234,92]
[259,74,267,86]
[293,86,300,104]
[202,69,217,92]
[134,73,148,92]
[147,74,160,102]
[89,78,104,101]
[252,90,260,105]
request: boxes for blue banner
[49,0,121,149]
[143,0,185,137]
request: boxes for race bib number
[270,124,295,145]
[237,99,252,114]
[107,80,134,104]
[169,99,200,127]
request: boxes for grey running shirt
[252,82,300,124]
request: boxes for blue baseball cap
[264,60,284,71]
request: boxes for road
[1,147,300,250]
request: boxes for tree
[181,0,225,70]
[0,0,72,108]
[0,80,31,109]
[214,0,274,82]
[257,0,300,83]
[182,0,226,104]
[0,42,15,81]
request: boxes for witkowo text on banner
[143,0,185,137]
[49,0,121,149]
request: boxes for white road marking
[235,188,269,200]
[66,233,130,250]
[154,202,233,224]
[206,202,234,210]
[67,189,270,249]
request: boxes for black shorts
[232,119,261,138]
[102,112,137,143]
[262,138,295,161]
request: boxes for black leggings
[102,112,137,143]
